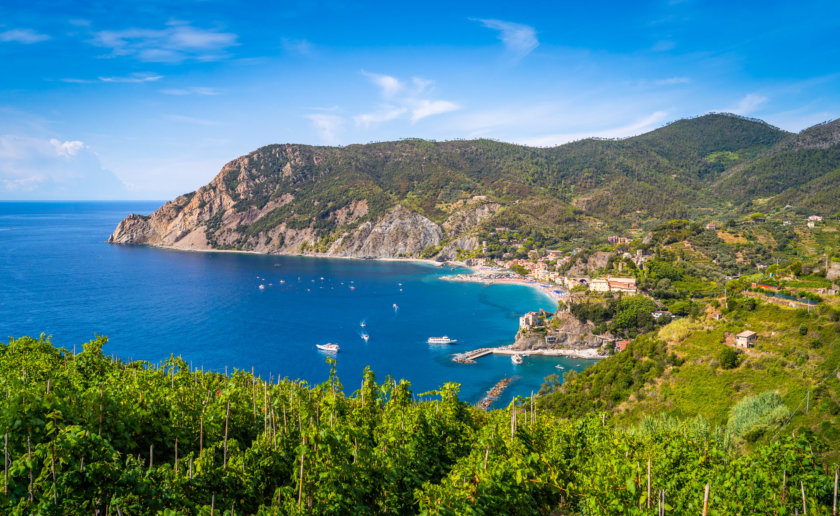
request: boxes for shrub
[799,324,808,336]
[726,392,791,442]
[719,347,741,369]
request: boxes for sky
[1,0,839,200]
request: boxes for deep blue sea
[0,202,592,407]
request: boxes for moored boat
[316,343,339,353]
[511,354,524,365]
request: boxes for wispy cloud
[281,38,314,56]
[654,76,690,86]
[99,72,163,83]
[475,19,538,60]
[726,93,769,115]
[0,29,50,44]
[90,21,237,63]
[305,114,344,144]
[61,72,163,84]
[354,73,460,127]
[160,86,222,96]
[518,110,670,147]
[163,114,220,126]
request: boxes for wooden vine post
[223,399,230,469]
[702,483,710,516]
[801,480,807,515]
[833,466,838,516]
[647,457,651,509]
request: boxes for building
[470,195,488,202]
[546,250,565,260]
[519,312,540,330]
[590,278,610,292]
[615,340,631,353]
[652,310,674,320]
[563,276,590,290]
[608,236,631,245]
[607,277,637,294]
[705,223,717,230]
[808,215,823,222]
[735,330,757,348]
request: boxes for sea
[0,202,593,407]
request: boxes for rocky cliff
[512,312,613,351]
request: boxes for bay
[0,201,591,407]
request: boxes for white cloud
[726,93,769,115]
[353,72,460,128]
[0,135,129,199]
[363,72,403,98]
[354,106,408,128]
[49,139,85,156]
[160,86,222,96]
[282,38,314,56]
[305,114,344,145]
[98,72,163,83]
[518,110,670,147]
[654,76,690,86]
[0,29,50,44]
[475,19,538,60]
[90,21,238,63]
[411,100,460,122]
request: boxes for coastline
[454,344,605,364]
[440,270,565,306]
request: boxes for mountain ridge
[109,113,840,259]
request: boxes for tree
[719,347,741,369]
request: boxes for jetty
[453,348,494,364]
[453,345,605,363]
[477,377,512,410]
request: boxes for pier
[477,377,512,410]
[452,348,494,364]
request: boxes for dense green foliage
[1,335,838,514]
[187,113,840,255]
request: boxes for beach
[439,267,567,305]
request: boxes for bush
[798,324,808,336]
[719,347,741,369]
[726,392,791,442]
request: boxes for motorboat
[427,336,457,345]
[511,354,524,365]
[316,343,339,353]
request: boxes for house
[519,312,540,330]
[705,223,717,230]
[615,340,631,353]
[546,250,565,260]
[590,278,610,292]
[495,227,510,233]
[608,236,631,245]
[808,215,823,222]
[607,277,637,294]
[807,221,816,228]
[470,195,488,202]
[652,310,674,320]
[735,330,757,348]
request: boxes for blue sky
[1,0,838,199]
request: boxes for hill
[1,334,836,514]
[108,113,838,259]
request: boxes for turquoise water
[0,202,592,407]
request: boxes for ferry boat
[316,343,339,353]
[511,354,524,365]
[427,336,457,345]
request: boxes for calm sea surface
[0,202,592,407]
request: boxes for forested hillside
[1,335,838,514]
[109,113,840,259]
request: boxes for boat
[360,321,366,327]
[427,336,457,345]
[361,333,369,343]
[511,354,524,365]
[316,343,339,353]
[393,303,398,312]
[258,284,265,290]
[555,364,565,370]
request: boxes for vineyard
[1,334,838,515]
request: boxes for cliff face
[108,144,501,258]
[512,312,613,351]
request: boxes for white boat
[427,336,457,345]
[360,321,366,327]
[361,333,369,342]
[316,343,339,353]
[258,284,265,290]
[511,354,524,365]
[555,364,565,370]
[393,303,398,312]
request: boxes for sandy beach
[440,268,566,304]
